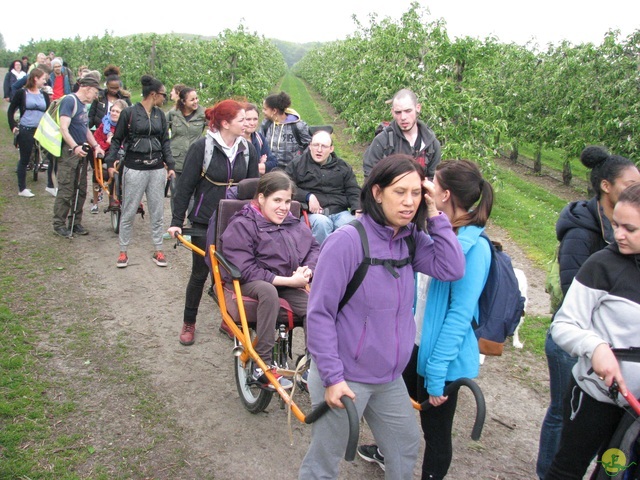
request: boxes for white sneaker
[18,189,35,198]
[45,187,57,197]
[91,204,99,214]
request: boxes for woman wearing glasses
[105,75,175,268]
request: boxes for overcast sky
[2,0,639,52]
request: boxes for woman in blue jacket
[299,154,465,480]
[415,160,493,480]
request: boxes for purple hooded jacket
[307,213,464,387]
[219,202,320,284]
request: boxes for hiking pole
[69,144,90,237]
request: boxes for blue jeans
[309,210,353,244]
[536,330,577,479]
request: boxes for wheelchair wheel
[111,173,121,234]
[234,337,273,413]
[111,210,121,234]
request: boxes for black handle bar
[304,395,359,461]
[420,378,486,441]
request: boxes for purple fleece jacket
[307,213,464,387]
[219,203,320,284]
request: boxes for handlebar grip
[420,378,486,441]
[304,396,359,462]
[622,391,640,417]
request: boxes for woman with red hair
[168,99,259,346]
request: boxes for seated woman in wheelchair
[219,170,320,390]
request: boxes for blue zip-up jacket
[250,131,278,173]
[416,225,491,397]
[307,213,465,387]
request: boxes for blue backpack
[473,233,526,356]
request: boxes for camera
[81,143,91,153]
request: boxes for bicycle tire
[32,147,39,182]
[234,336,273,413]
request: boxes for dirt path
[1,93,567,479]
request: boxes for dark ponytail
[435,160,493,228]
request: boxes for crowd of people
[5,59,640,479]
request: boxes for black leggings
[544,377,624,480]
[183,230,210,325]
[403,345,459,480]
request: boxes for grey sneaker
[252,367,293,390]
[357,444,385,471]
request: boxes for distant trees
[20,27,286,105]
[296,3,640,184]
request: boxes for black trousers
[544,377,624,480]
[403,345,459,480]
[183,231,210,325]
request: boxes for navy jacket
[556,196,613,296]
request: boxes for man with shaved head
[363,88,441,180]
[286,128,360,244]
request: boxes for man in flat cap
[53,70,105,237]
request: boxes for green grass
[517,315,552,357]
[279,71,325,126]
[490,164,568,266]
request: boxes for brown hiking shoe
[219,321,234,340]
[179,323,196,346]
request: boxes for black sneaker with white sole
[357,444,385,471]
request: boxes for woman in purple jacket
[219,171,320,390]
[298,154,465,480]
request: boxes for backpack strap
[260,119,273,137]
[380,125,395,157]
[338,220,416,311]
[338,220,371,312]
[201,135,250,186]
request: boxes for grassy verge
[490,165,567,266]
[0,110,190,479]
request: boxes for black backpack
[338,220,416,311]
[472,233,526,356]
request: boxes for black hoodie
[555,196,613,295]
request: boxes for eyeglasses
[156,92,167,98]
[310,143,332,151]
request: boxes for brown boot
[179,323,196,346]
[219,321,234,340]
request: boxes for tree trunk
[510,142,518,163]
[533,148,542,174]
[562,159,573,185]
